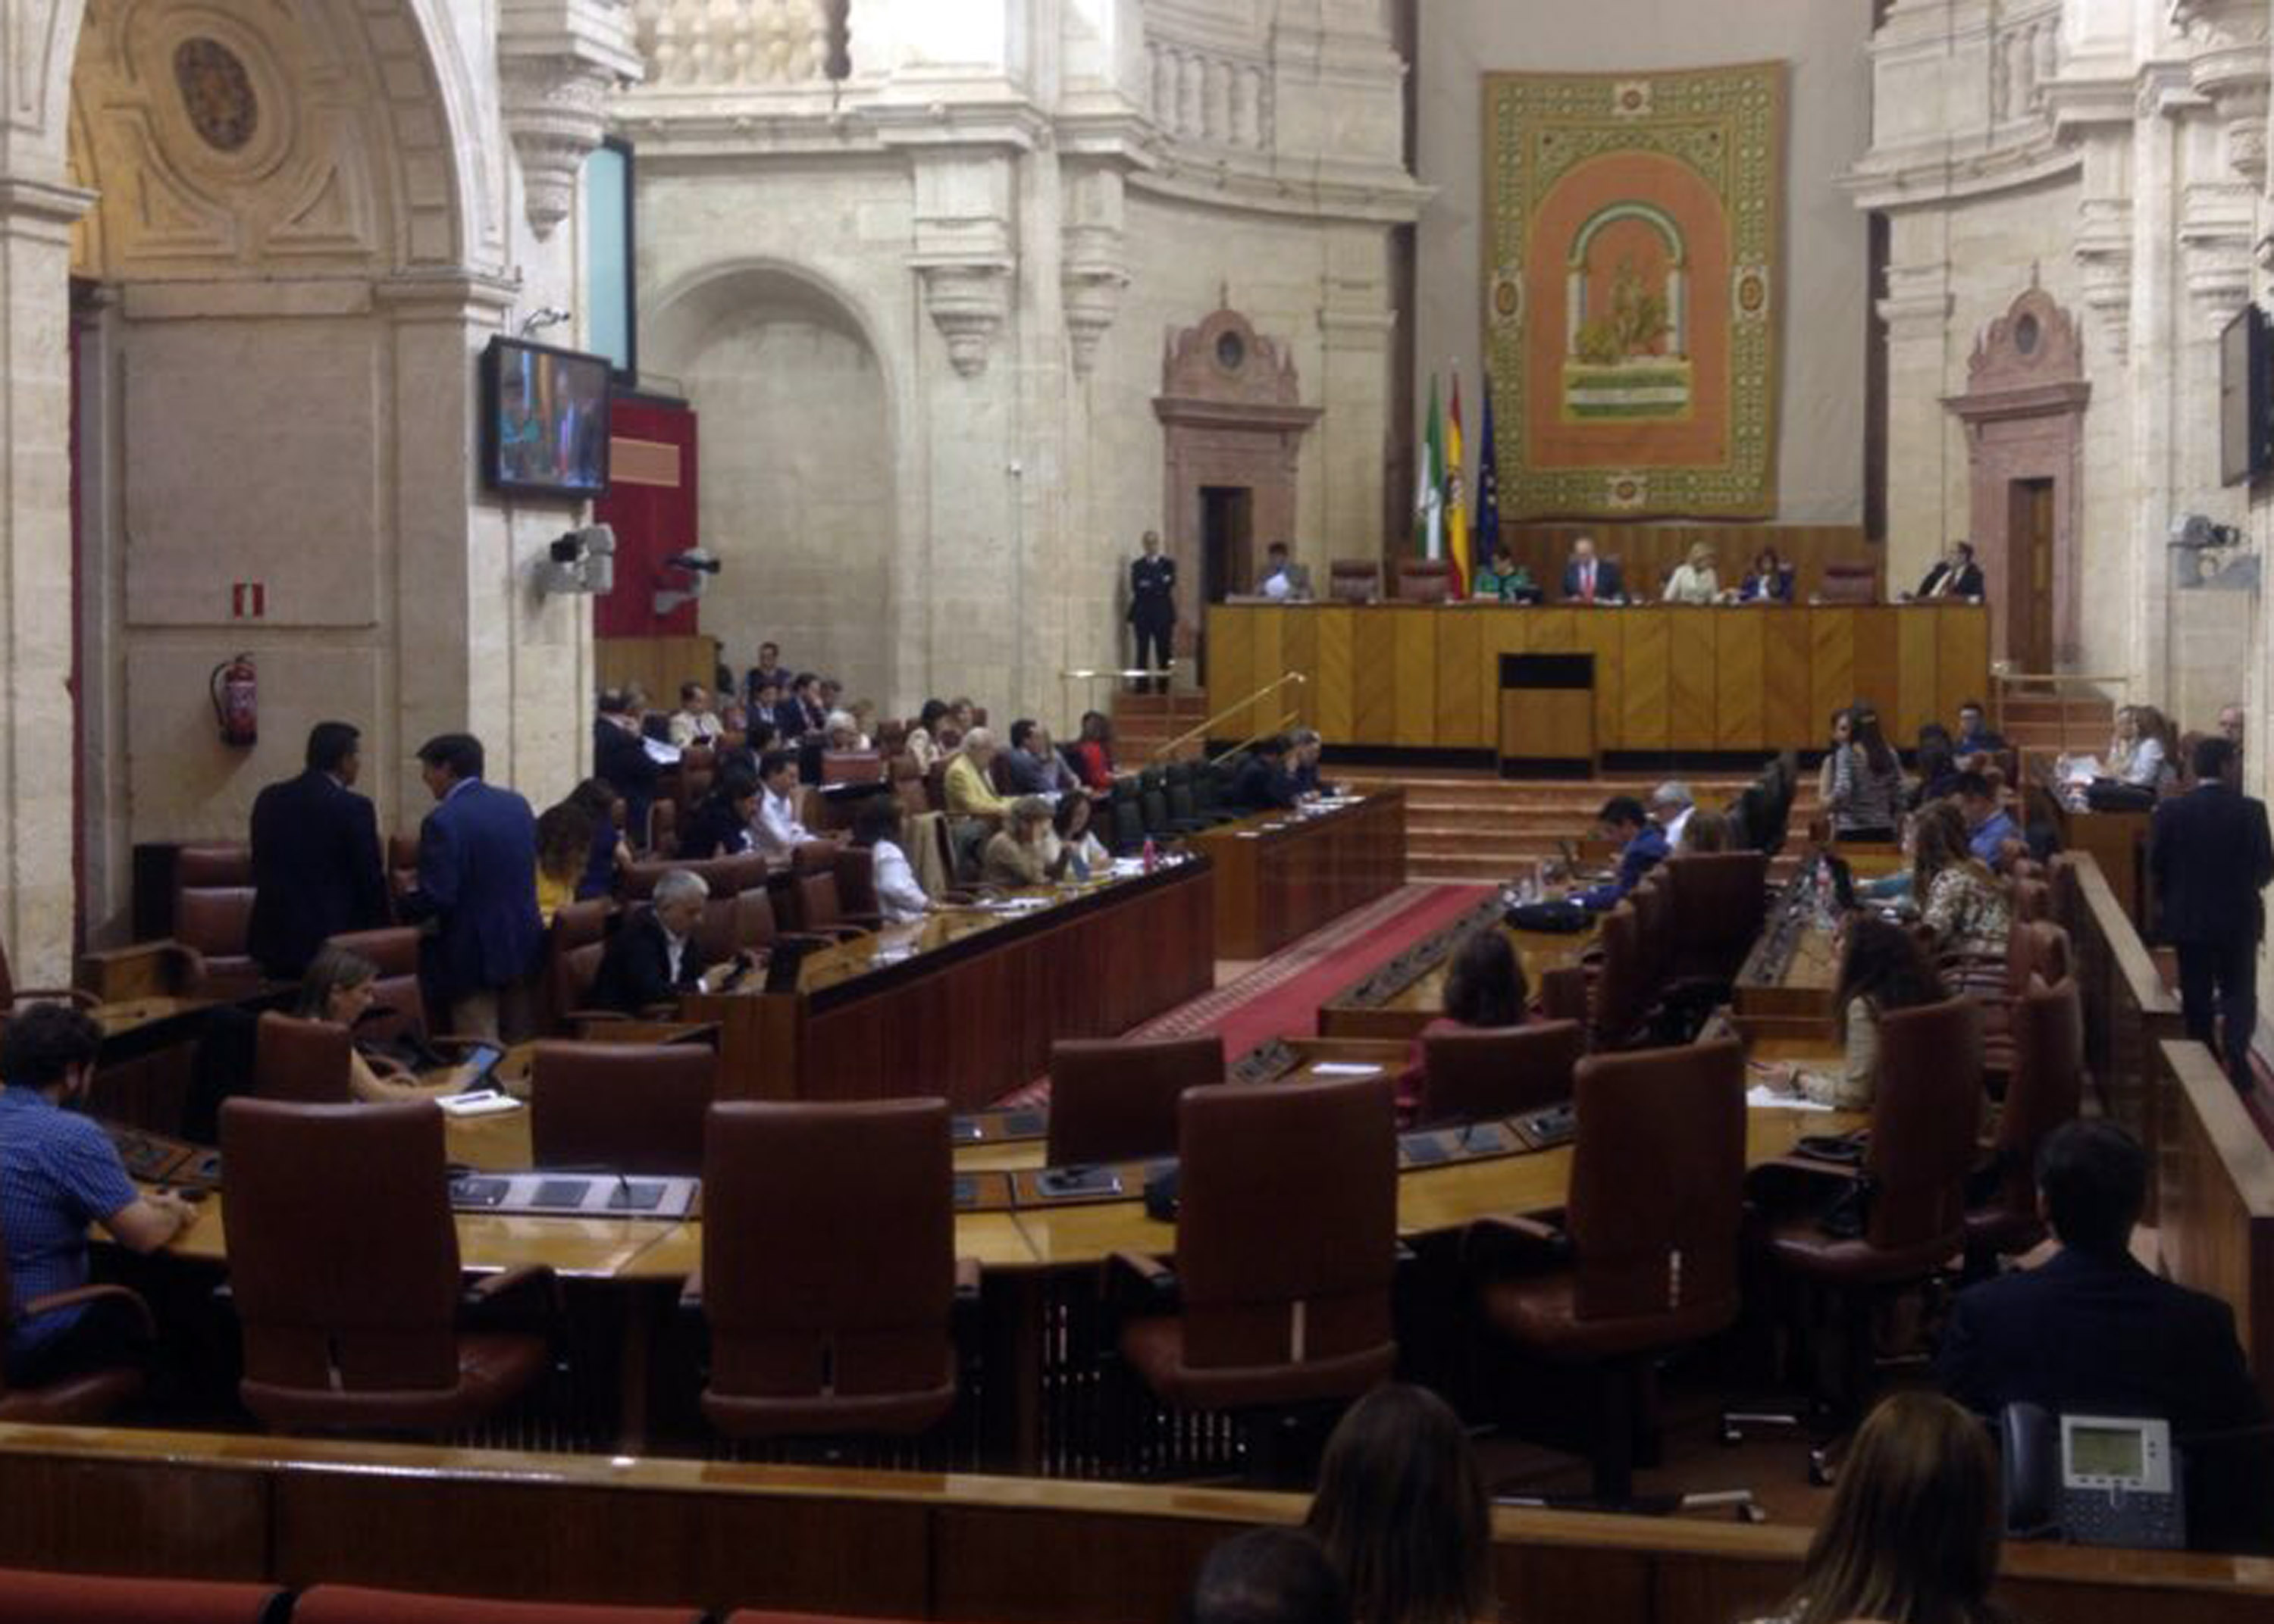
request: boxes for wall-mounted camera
[540,524,617,596]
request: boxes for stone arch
[1567,200,1690,358]
[645,260,901,710]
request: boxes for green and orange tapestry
[1483,63,1784,520]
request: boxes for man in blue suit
[399,733,542,1040]
[1577,795,1667,909]
[1559,537,1624,604]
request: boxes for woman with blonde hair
[1662,540,1721,605]
[294,947,484,1103]
[981,796,1073,889]
[1749,1390,2009,1624]
[1305,1384,1496,1624]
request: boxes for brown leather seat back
[1175,1075,1397,1371]
[1994,978,2084,1214]
[793,871,845,932]
[1046,1035,1225,1164]
[1395,559,1456,603]
[1590,903,1648,1047]
[702,1099,954,1400]
[325,928,419,976]
[1420,1020,1585,1125]
[177,843,252,890]
[1817,562,1878,603]
[1628,875,1671,990]
[823,752,887,785]
[531,1041,715,1176]
[1328,560,1381,603]
[1568,1037,1746,1321]
[789,840,837,877]
[834,846,881,918]
[621,852,768,902]
[177,887,256,962]
[253,1012,355,1103]
[1864,997,1984,1255]
[2012,878,2051,922]
[891,757,930,819]
[559,941,606,1015]
[220,1099,462,1391]
[551,899,613,953]
[1665,853,1770,978]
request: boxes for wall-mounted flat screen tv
[2219,303,2269,487]
[483,336,612,499]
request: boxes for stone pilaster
[499,0,645,241]
[910,150,1016,377]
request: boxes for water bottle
[1142,837,1158,874]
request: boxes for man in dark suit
[774,672,826,741]
[1938,1120,2269,1548]
[1916,540,1987,599]
[1128,530,1177,695]
[589,870,742,1013]
[1560,537,1623,604]
[593,691,660,848]
[1229,736,1301,814]
[246,721,390,981]
[1577,795,1668,909]
[398,733,542,1040]
[2151,734,2274,1091]
[744,643,789,711]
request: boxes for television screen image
[2219,304,2268,488]
[484,336,612,499]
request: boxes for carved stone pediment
[1962,283,2085,399]
[1157,308,1309,418]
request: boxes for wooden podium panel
[1499,689,1594,763]
[1205,602,1990,756]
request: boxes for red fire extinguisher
[210,653,257,748]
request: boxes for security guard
[1127,530,1177,695]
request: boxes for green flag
[1414,374,1445,559]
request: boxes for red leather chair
[542,900,617,1031]
[822,752,887,785]
[695,887,784,966]
[1814,562,1879,604]
[700,1098,972,1438]
[323,926,431,1045]
[1116,1075,1398,1418]
[1663,853,1769,985]
[1587,903,1652,1050]
[0,1567,281,1623]
[252,1012,355,1103]
[620,853,769,902]
[0,1222,153,1424]
[789,867,877,937]
[1417,1020,1585,1126]
[0,935,94,1017]
[174,843,252,892]
[1045,1035,1225,1165]
[530,1040,716,1178]
[174,887,262,995]
[1965,977,2083,1267]
[1395,559,1457,603]
[832,846,884,924]
[293,1588,699,1624]
[219,1098,553,1434]
[1328,559,1382,603]
[1471,1037,1746,1500]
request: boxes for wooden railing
[1992,668,2131,756]
[1153,671,1305,761]
[2057,849,2184,1169]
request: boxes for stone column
[1875,237,1955,587]
[0,176,94,986]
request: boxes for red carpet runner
[996,881,1496,1108]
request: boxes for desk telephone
[2001,1403,2185,1549]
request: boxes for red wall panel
[594,396,700,639]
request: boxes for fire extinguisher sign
[230,582,267,618]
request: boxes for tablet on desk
[456,1043,503,1090]
[1035,1165,1123,1200]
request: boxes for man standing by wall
[2150,736,2274,1093]
[1128,530,1177,695]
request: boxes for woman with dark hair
[565,777,629,900]
[850,799,930,923]
[1740,546,1793,603]
[1774,914,1945,1109]
[534,801,594,923]
[1070,710,1118,793]
[1748,1390,2009,1624]
[906,699,952,773]
[1394,930,1530,1125]
[1044,793,1110,881]
[1814,706,1853,805]
[678,764,760,860]
[1912,804,2011,998]
[1912,724,1961,809]
[1304,1384,1496,1624]
[1828,706,1906,841]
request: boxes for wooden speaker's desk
[1185,790,1405,959]
[1207,600,1990,756]
[683,859,1217,1112]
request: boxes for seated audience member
[1937,1120,2269,1547]
[589,870,745,1013]
[1649,781,1696,848]
[1661,541,1721,604]
[982,797,1073,889]
[534,800,595,922]
[680,763,760,859]
[946,697,979,738]
[744,642,789,708]
[1044,793,1110,881]
[819,710,863,753]
[1677,807,1733,854]
[1233,736,1303,813]
[593,690,661,846]
[1577,795,1668,909]
[1916,539,1986,599]
[1304,1384,1495,1624]
[851,799,931,924]
[775,672,827,741]
[668,682,725,748]
[1739,546,1793,603]
[1828,706,1906,840]
[2220,702,2246,749]
[1914,807,2011,978]
[1004,719,1077,796]
[1769,915,1944,1109]
[1953,770,2020,870]
[716,697,749,736]
[1746,1391,2006,1624]
[849,699,880,746]
[1394,929,1528,1124]
[1070,709,1118,792]
[748,679,782,731]
[945,728,1013,819]
[295,946,485,1102]
[750,749,817,858]
[1953,698,2006,762]
[1186,1529,1351,1624]
[2110,702,2177,789]
[1,1004,198,1389]
[907,699,952,773]
[1865,799,1967,906]
[1473,544,1539,603]
[1814,707,1854,805]
[1561,535,1623,604]
[565,778,630,900]
[1912,725,1962,809]
[1258,542,1312,600]
[818,677,844,715]
[1288,728,1334,798]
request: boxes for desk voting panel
[1207,601,1990,756]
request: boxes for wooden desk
[684,859,1217,1111]
[1207,601,1990,756]
[2157,1039,2274,1414]
[1316,893,1596,1040]
[1186,790,1405,959]
[2031,768,2152,931]
[1732,868,1843,1044]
